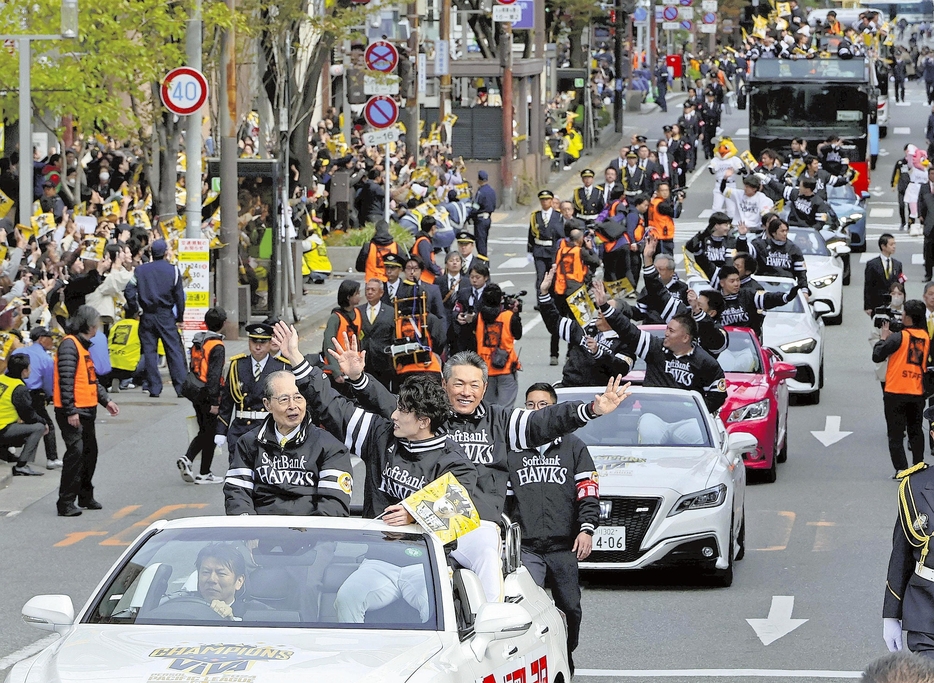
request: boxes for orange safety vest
[554,241,587,296]
[365,242,400,283]
[885,328,929,396]
[476,311,520,377]
[648,196,676,241]
[53,334,98,409]
[325,309,362,375]
[412,235,436,285]
[191,338,224,383]
[393,315,441,375]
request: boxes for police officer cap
[29,326,51,341]
[245,322,274,340]
[538,190,555,200]
[626,151,638,159]
[635,135,647,143]
[150,239,168,258]
[663,125,674,133]
[383,253,406,268]
[333,155,354,167]
[683,101,694,108]
[580,169,595,178]
[478,170,489,181]
[455,230,475,243]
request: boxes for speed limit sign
[161,67,208,116]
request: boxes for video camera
[503,290,527,314]
[873,294,903,331]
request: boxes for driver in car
[167,544,260,620]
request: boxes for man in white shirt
[726,176,775,232]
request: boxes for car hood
[803,255,841,277]
[722,373,770,408]
[828,200,863,216]
[19,625,444,683]
[762,312,818,347]
[589,445,719,494]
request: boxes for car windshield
[827,184,857,202]
[759,280,805,313]
[559,391,712,447]
[786,230,831,256]
[719,330,763,373]
[86,526,439,630]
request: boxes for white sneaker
[911,225,923,237]
[176,456,195,483]
[46,459,63,470]
[194,473,223,485]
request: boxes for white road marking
[0,634,59,671]
[698,209,713,219]
[674,254,684,263]
[497,280,514,289]
[896,101,913,106]
[879,149,890,156]
[869,208,894,218]
[859,253,875,263]
[522,314,543,334]
[810,416,853,447]
[894,127,912,135]
[746,596,808,646]
[576,669,860,678]
[498,257,531,269]
[735,127,749,136]
[685,160,711,189]
[914,254,925,264]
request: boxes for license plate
[592,526,626,551]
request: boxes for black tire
[712,514,735,587]
[819,362,825,389]
[842,254,851,286]
[825,310,843,325]
[735,509,746,561]
[762,450,778,483]
[852,240,867,253]
[777,429,788,464]
[881,126,888,138]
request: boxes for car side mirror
[727,431,758,455]
[813,301,832,318]
[773,361,798,382]
[829,242,851,255]
[469,601,532,661]
[861,191,870,200]
[22,595,74,634]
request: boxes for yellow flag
[401,473,481,544]
[0,190,13,220]
[28,213,55,239]
[127,209,152,230]
[740,150,758,169]
[104,199,122,217]
[566,285,598,329]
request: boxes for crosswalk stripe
[913,254,925,264]
[869,208,894,218]
[894,127,912,135]
[698,209,713,219]
[499,257,530,269]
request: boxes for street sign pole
[18,38,29,225]
[384,142,391,224]
[185,0,203,239]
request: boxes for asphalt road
[0,84,929,681]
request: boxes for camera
[873,295,903,331]
[503,290,527,313]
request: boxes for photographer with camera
[648,181,681,256]
[870,282,906,393]
[872,299,930,477]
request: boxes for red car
[623,325,796,483]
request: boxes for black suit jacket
[357,302,396,376]
[863,255,902,311]
[919,183,934,237]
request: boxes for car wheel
[711,514,735,587]
[777,428,788,464]
[735,509,746,561]
[881,126,888,138]
[819,362,825,389]
[762,450,778,483]
[842,254,851,286]
[825,309,843,326]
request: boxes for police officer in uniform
[883,419,934,657]
[215,322,291,460]
[469,170,497,258]
[506,382,599,674]
[529,190,565,363]
[572,169,604,225]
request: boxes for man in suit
[700,89,722,160]
[864,233,902,316]
[608,145,630,178]
[528,190,565,297]
[598,167,624,206]
[398,256,448,340]
[918,167,934,281]
[572,168,604,223]
[358,278,397,390]
[653,139,680,190]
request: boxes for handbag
[181,371,207,403]
[491,348,509,370]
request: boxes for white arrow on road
[746,596,808,646]
[811,415,853,447]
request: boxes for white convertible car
[5,516,571,683]
[556,387,753,586]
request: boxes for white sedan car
[555,386,753,587]
[787,228,848,326]
[6,516,570,683]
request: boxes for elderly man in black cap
[124,238,187,398]
[11,326,59,468]
[215,322,291,460]
[469,169,497,257]
[529,189,565,364]
[573,169,604,225]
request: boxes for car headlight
[810,274,838,289]
[727,399,770,422]
[779,338,817,354]
[668,484,727,516]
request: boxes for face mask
[892,294,905,307]
[658,146,668,154]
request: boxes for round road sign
[498,0,517,5]
[161,67,208,116]
[679,0,693,5]
[702,11,717,23]
[364,41,399,73]
[364,96,399,130]
[681,19,693,29]
[662,6,679,21]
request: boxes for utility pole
[614,1,625,133]
[218,0,240,337]
[439,0,451,121]
[500,21,514,210]
[185,0,203,239]
[401,1,420,150]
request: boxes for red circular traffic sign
[161,67,208,116]
[702,11,716,23]
[364,41,399,73]
[681,19,694,29]
[364,96,399,129]
[498,0,517,5]
[662,6,679,20]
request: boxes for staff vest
[0,374,23,429]
[393,316,441,375]
[365,242,400,283]
[54,335,98,409]
[476,311,520,377]
[108,319,141,372]
[412,235,436,284]
[886,328,929,396]
[648,196,676,240]
[554,242,586,296]
[325,309,362,375]
[191,338,224,383]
